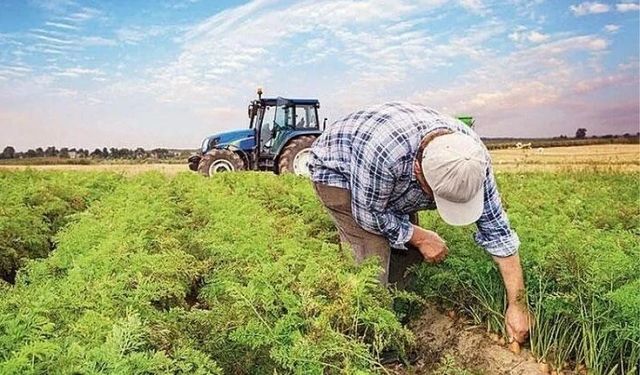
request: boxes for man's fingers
[507,323,527,343]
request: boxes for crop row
[414,172,639,374]
[0,171,122,283]
[210,171,639,374]
[0,170,637,374]
[0,172,411,374]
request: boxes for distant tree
[44,146,57,157]
[35,148,44,157]
[1,146,15,159]
[134,147,146,159]
[91,148,103,158]
[575,128,587,139]
[102,147,109,158]
[151,148,170,159]
[59,147,69,158]
[26,149,37,158]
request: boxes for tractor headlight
[202,137,220,153]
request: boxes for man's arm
[409,225,448,263]
[349,160,414,249]
[475,166,529,343]
[493,253,529,343]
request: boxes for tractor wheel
[278,136,317,177]
[197,149,245,177]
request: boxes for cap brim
[433,188,485,226]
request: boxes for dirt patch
[388,305,544,375]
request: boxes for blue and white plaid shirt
[309,102,519,257]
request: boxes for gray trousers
[313,182,424,288]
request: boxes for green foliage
[0,170,122,282]
[414,172,639,374]
[0,170,636,374]
[0,171,412,373]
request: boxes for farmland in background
[1,144,638,175]
[0,165,637,374]
[0,134,637,166]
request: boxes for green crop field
[0,170,638,374]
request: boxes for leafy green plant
[0,170,122,282]
[414,172,639,374]
[0,170,636,374]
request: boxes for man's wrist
[408,224,425,246]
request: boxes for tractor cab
[188,89,324,177]
[248,94,321,170]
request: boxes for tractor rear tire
[197,149,245,177]
[278,136,317,176]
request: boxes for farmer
[309,102,529,344]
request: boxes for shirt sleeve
[349,145,414,250]
[474,165,520,257]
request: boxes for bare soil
[388,305,545,375]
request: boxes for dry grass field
[0,144,638,174]
[490,144,639,172]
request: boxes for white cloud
[508,28,550,43]
[2,0,637,147]
[604,24,621,33]
[116,26,170,44]
[147,0,456,108]
[80,36,116,46]
[569,2,610,16]
[409,33,619,136]
[458,0,485,13]
[44,21,79,31]
[31,33,73,44]
[0,65,32,79]
[527,31,550,43]
[616,2,640,12]
[52,67,104,78]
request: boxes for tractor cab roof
[258,97,320,107]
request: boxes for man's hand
[493,253,530,344]
[505,303,530,343]
[409,225,448,263]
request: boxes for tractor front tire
[197,149,245,177]
[278,136,317,176]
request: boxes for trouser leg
[388,212,423,289]
[313,182,391,285]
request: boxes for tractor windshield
[294,105,318,129]
[273,102,293,130]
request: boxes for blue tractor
[188,89,325,176]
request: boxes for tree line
[0,146,191,160]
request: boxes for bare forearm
[493,253,525,306]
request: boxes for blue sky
[1,0,638,150]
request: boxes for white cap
[421,132,488,226]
